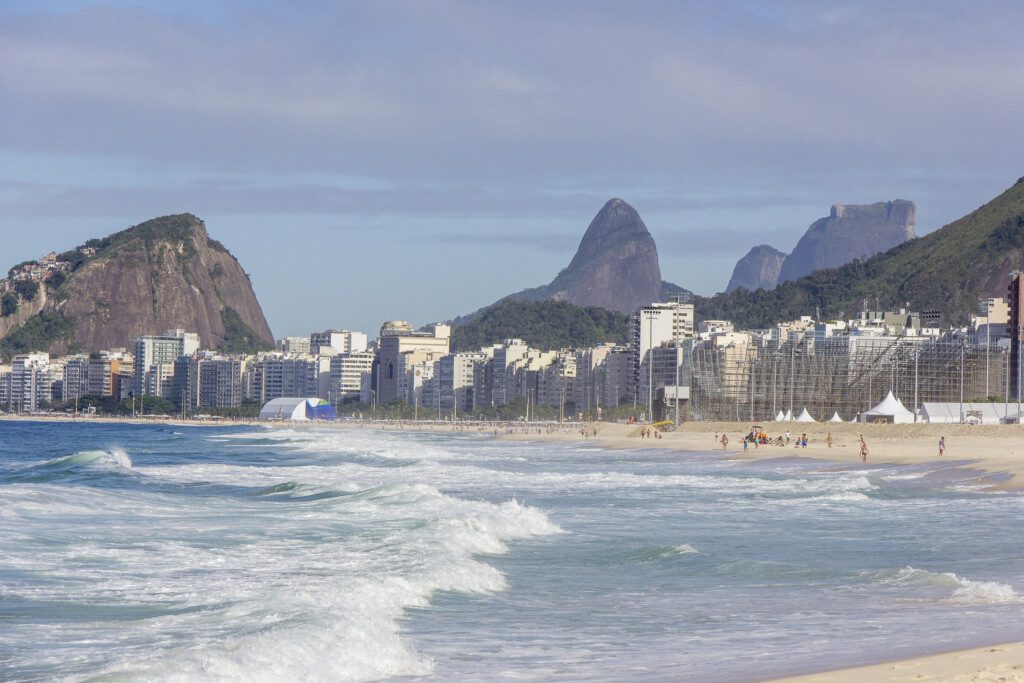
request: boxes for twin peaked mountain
[462,198,693,320]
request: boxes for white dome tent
[774,410,787,422]
[795,407,816,422]
[858,391,915,424]
[828,412,844,423]
[783,409,794,421]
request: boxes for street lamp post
[960,337,966,424]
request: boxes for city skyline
[3,1,1024,336]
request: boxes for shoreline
[5,413,1024,680]
[768,640,1024,682]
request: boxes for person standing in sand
[721,434,729,450]
[860,436,868,462]
[939,436,945,456]
[785,431,791,446]
[826,433,833,448]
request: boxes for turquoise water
[1,420,1023,681]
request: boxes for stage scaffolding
[689,337,1011,422]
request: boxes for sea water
[1,421,1023,681]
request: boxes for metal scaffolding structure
[689,337,1010,422]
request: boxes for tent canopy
[259,397,338,421]
[858,391,915,423]
[774,410,787,422]
[795,407,816,422]
[829,412,844,423]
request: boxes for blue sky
[2,1,1023,337]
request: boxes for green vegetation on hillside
[220,307,274,354]
[697,177,1024,328]
[452,299,628,352]
[0,312,75,360]
[14,280,39,301]
[1,292,17,317]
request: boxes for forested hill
[451,299,628,352]
[0,214,274,359]
[696,177,1024,329]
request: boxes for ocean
[2,420,1023,681]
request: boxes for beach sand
[769,641,1024,682]
[497,420,1024,491]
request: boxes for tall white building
[9,352,56,412]
[438,352,487,411]
[132,329,200,398]
[329,351,375,404]
[375,323,450,403]
[310,329,368,356]
[630,301,694,404]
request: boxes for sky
[2,1,1024,337]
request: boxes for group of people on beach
[638,427,662,439]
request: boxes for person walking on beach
[743,437,748,452]
[826,433,833,448]
[939,436,945,456]
[859,435,868,462]
[721,434,729,450]
[785,431,791,446]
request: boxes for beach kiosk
[857,391,914,424]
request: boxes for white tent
[783,409,794,421]
[774,410,787,422]
[920,402,1010,425]
[858,391,915,424]
[258,397,327,421]
[795,407,816,422]
[828,412,844,423]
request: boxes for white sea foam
[878,566,1022,605]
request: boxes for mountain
[726,245,788,292]
[696,178,1024,329]
[451,299,628,352]
[776,199,916,284]
[455,199,692,326]
[0,214,274,358]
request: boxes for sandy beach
[770,641,1024,682]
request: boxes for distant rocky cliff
[0,214,274,357]
[726,200,917,292]
[458,198,692,321]
[726,245,788,292]
[777,200,916,283]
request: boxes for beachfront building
[374,322,451,404]
[245,354,320,403]
[88,352,132,398]
[276,336,312,355]
[189,356,243,409]
[472,339,530,408]
[61,355,91,403]
[328,351,375,405]
[132,329,200,398]
[436,351,487,412]
[309,329,368,356]
[8,352,58,412]
[629,300,694,403]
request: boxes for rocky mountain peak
[726,244,788,292]
[777,199,917,284]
